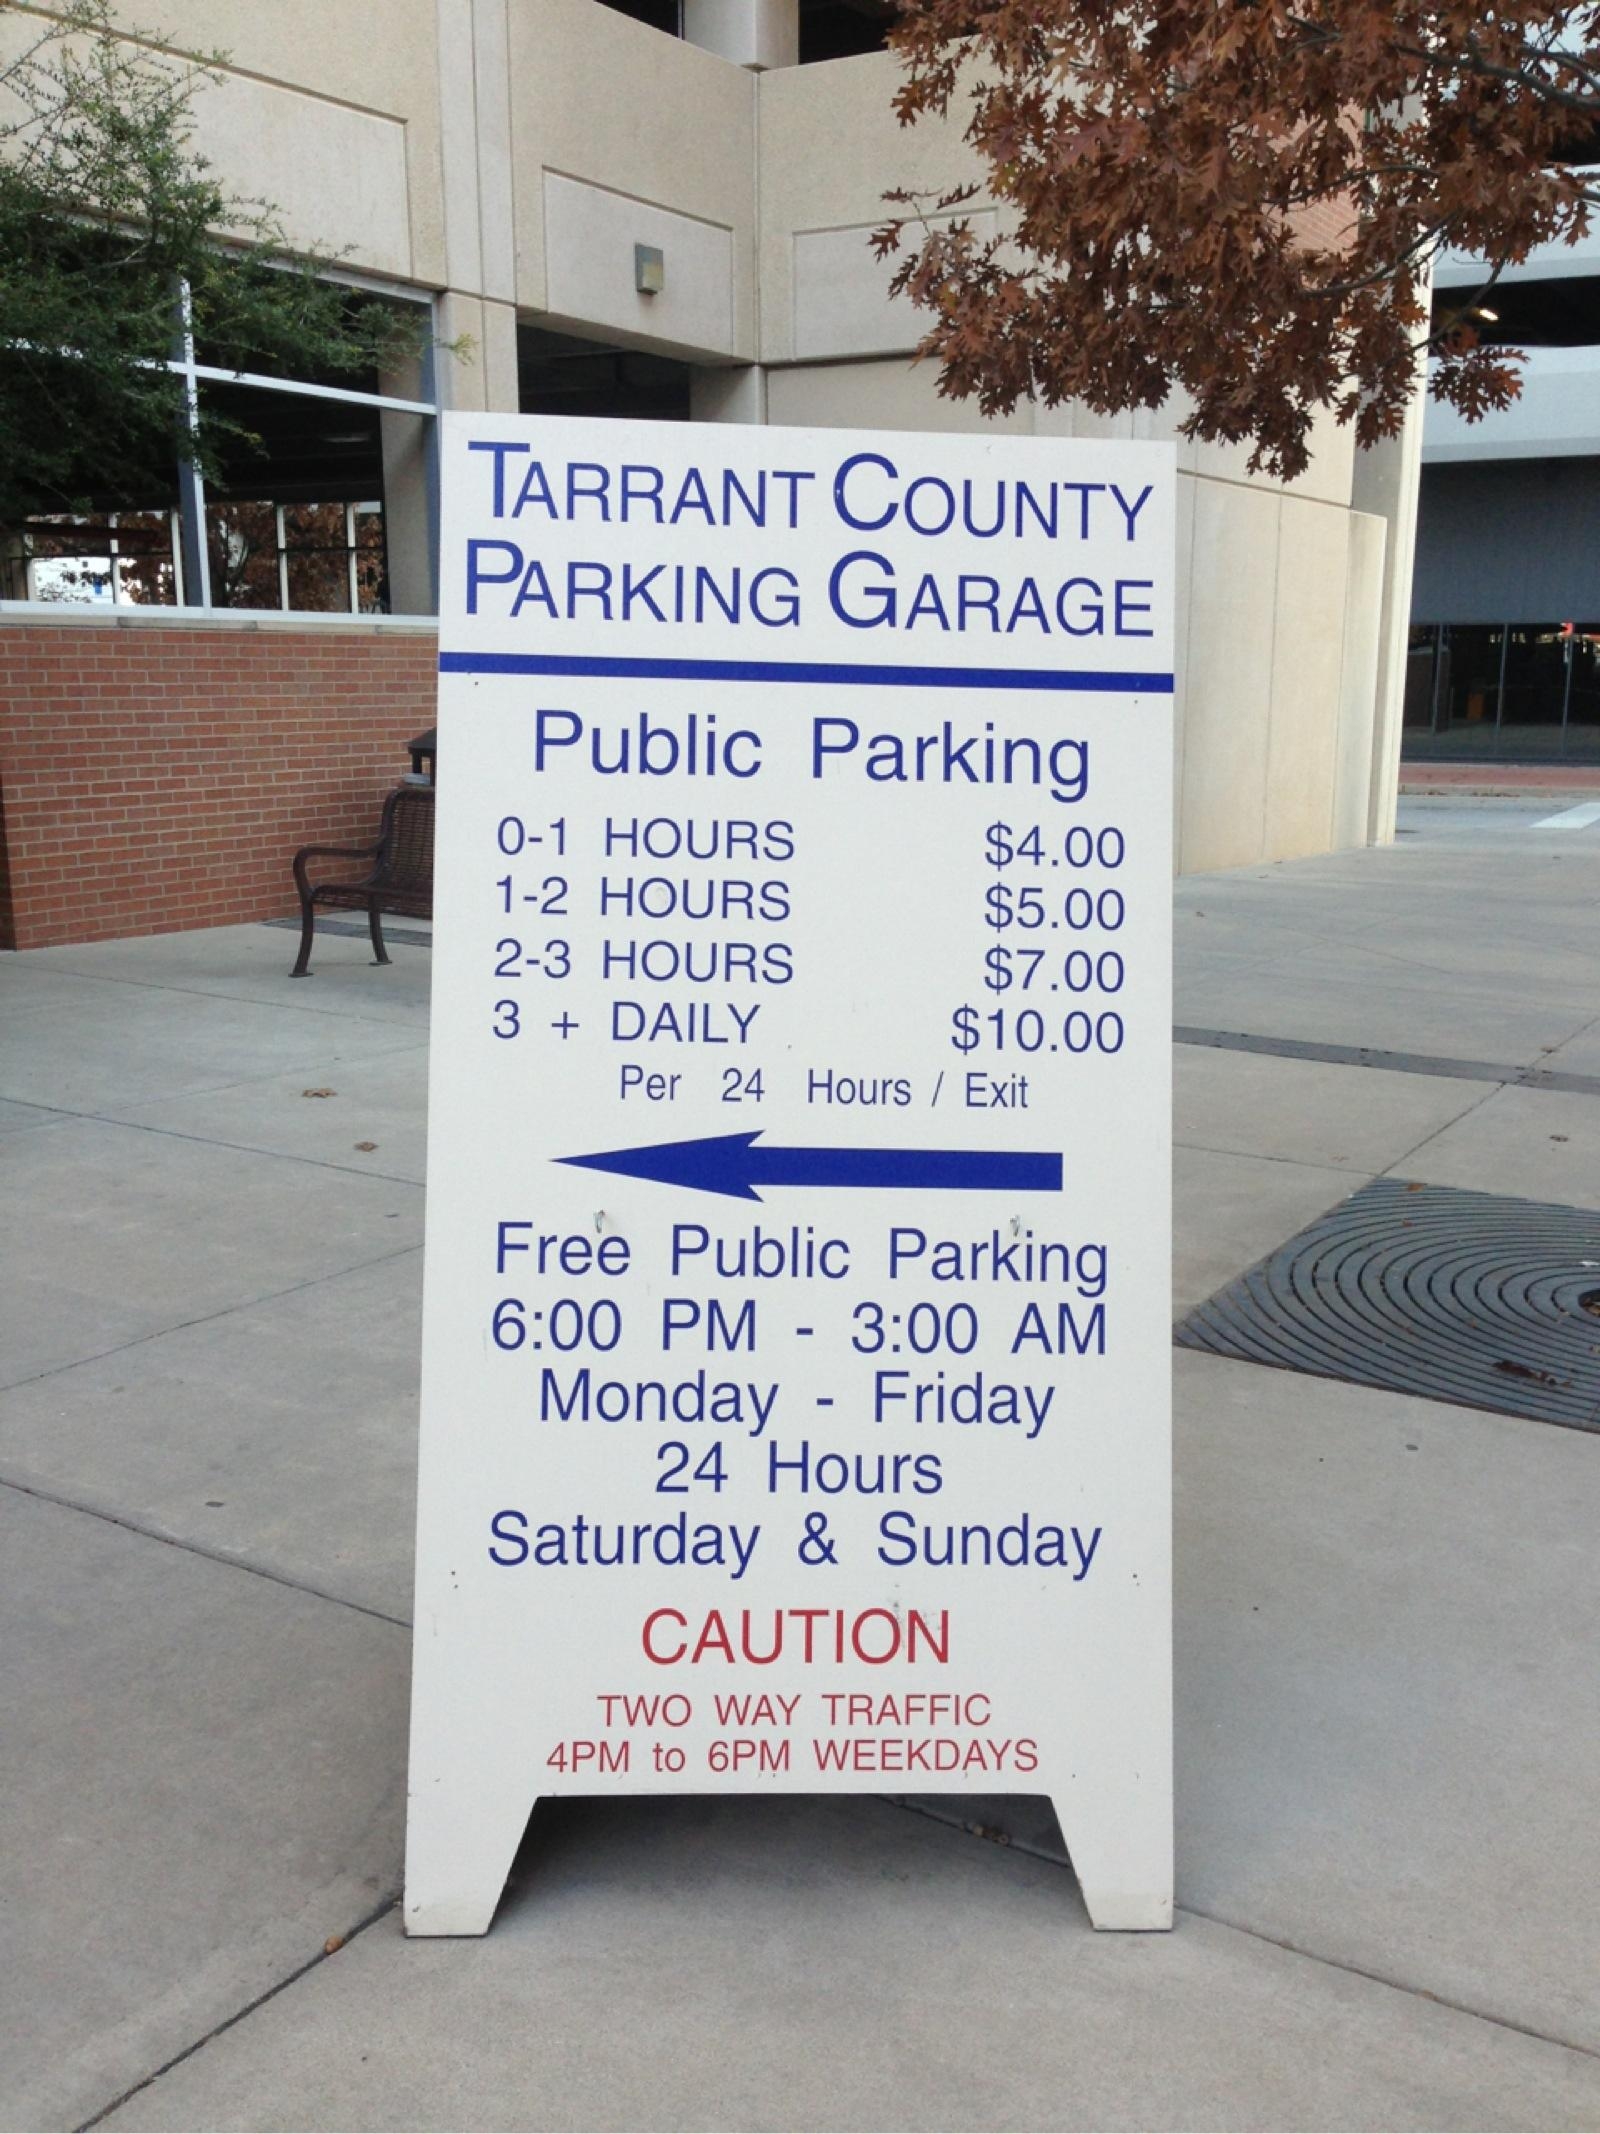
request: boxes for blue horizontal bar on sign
[438,651,1175,694]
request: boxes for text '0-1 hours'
[497,816,567,856]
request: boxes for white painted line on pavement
[1532,800,1600,829]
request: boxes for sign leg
[1052,1788,1173,1932]
[403,1772,537,1937]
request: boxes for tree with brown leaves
[874,1,1599,478]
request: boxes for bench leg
[291,898,317,978]
[369,902,391,966]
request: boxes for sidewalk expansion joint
[890,1800,1600,2064]
[0,1471,411,1630]
[1178,1901,1600,2066]
[1177,1025,1600,1095]
[15,955,429,1034]
[1380,1080,1501,1177]
[0,1239,423,1396]
[7,1095,429,1188]
[1174,1137,1369,1177]
[74,1893,401,2133]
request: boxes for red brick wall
[0,619,438,950]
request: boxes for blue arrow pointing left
[555,1131,1063,1203]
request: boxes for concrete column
[470,0,517,304]
[384,294,518,616]
[479,298,522,413]
[379,338,435,618]
[436,0,518,299]
[1352,360,1428,847]
[683,0,797,70]
[435,293,520,413]
[690,365,768,424]
[435,0,484,296]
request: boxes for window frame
[15,270,442,617]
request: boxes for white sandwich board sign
[405,414,1174,1935]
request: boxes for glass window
[192,290,408,392]
[284,502,358,613]
[4,278,437,615]
[201,499,389,616]
[21,517,115,605]
[196,379,397,614]
[518,324,690,422]
[1568,629,1600,758]
[799,0,894,63]
[110,511,183,606]
[19,509,182,606]
[353,502,387,614]
[206,500,279,610]
[1403,623,1600,763]
[593,0,681,32]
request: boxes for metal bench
[290,784,434,977]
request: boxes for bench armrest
[293,840,383,896]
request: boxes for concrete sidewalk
[2,798,1599,2133]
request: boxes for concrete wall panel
[541,173,736,360]
[1192,400,1355,509]
[1354,358,1427,847]
[507,0,756,356]
[1436,202,1600,289]
[437,294,489,411]
[186,72,413,277]
[792,212,997,361]
[1135,392,1201,473]
[765,358,1030,434]
[1179,483,1281,873]
[692,367,769,424]
[758,52,988,364]
[1263,498,1350,862]
[1034,402,1137,443]
[100,0,448,283]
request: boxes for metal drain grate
[1176,1177,1600,1430]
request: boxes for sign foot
[1053,1791,1173,1931]
[403,1781,538,1938]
